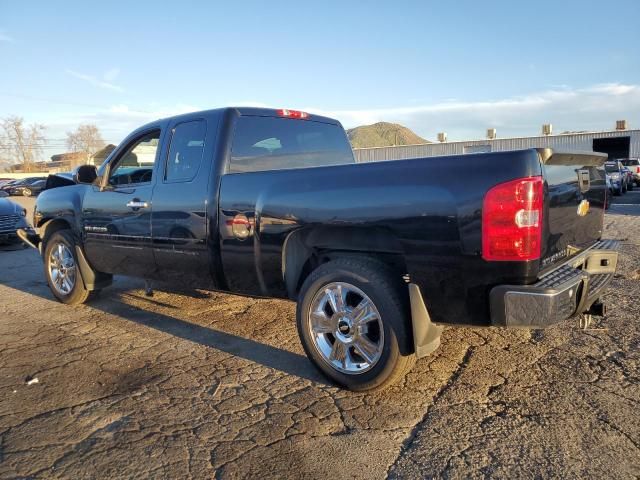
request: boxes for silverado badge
[577,199,590,217]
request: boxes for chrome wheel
[307,282,384,374]
[48,242,76,295]
[23,189,31,196]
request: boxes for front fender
[34,184,88,240]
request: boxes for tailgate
[538,148,608,273]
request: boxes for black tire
[43,230,93,305]
[296,257,416,391]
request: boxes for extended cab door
[150,116,219,288]
[82,128,163,277]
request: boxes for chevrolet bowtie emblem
[577,199,590,217]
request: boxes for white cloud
[65,69,124,92]
[41,103,204,148]
[33,83,640,155]
[307,83,640,141]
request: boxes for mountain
[346,122,430,148]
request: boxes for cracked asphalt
[1,195,639,479]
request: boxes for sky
[1,0,639,159]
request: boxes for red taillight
[636,166,640,173]
[482,176,544,261]
[277,109,309,119]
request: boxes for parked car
[12,179,46,197]
[620,158,640,186]
[0,197,29,244]
[19,107,619,391]
[0,179,21,193]
[604,161,627,195]
[2,177,46,196]
[621,166,634,191]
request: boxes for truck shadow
[0,254,328,386]
[90,291,329,385]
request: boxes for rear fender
[282,226,406,298]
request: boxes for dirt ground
[1,194,639,479]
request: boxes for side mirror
[73,165,98,184]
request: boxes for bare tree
[66,124,105,165]
[0,116,46,172]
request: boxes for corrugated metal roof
[354,129,640,162]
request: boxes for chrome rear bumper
[490,240,619,328]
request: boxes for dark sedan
[1,177,46,196]
[0,198,29,244]
[11,179,47,197]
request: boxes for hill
[346,122,430,148]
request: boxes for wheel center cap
[336,317,354,339]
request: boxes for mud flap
[16,228,40,250]
[74,245,113,291]
[408,283,444,358]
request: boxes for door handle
[126,200,149,209]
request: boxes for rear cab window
[228,116,354,173]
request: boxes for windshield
[620,159,639,166]
[604,164,619,173]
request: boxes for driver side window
[108,130,160,186]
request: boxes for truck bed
[218,148,607,326]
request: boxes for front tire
[296,258,416,391]
[43,230,92,304]
[23,188,31,197]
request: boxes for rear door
[150,116,218,288]
[539,149,608,272]
[82,129,162,276]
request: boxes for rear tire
[43,230,93,305]
[296,257,416,391]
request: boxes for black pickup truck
[19,107,619,391]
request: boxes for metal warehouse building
[353,127,640,162]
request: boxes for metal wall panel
[353,130,640,162]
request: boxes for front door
[83,129,161,277]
